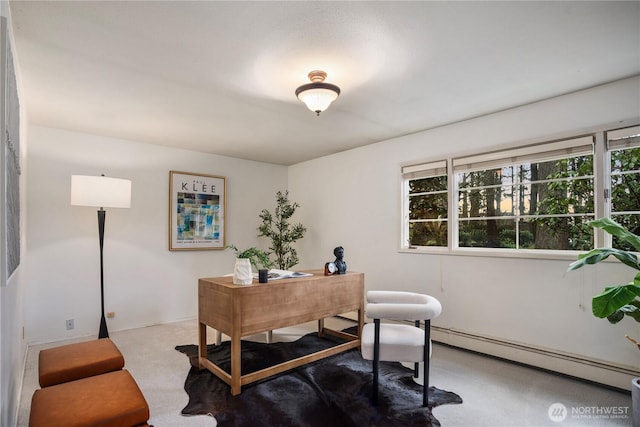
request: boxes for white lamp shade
[298,88,339,114]
[71,175,132,208]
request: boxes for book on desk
[258,269,313,280]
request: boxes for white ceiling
[8,1,640,165]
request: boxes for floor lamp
[71,174,132,339]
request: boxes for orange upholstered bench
[29,369,150,427]
[38,338,124,387]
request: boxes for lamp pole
[97,207,108,339]
[71,174,131,340]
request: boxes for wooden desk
[198,270,364,395]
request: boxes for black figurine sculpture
[334,246,347,274]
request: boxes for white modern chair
[361,291,442,407]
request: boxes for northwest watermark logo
[548,403,629,422]
[548,403,567,422]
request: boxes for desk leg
[198,323,207,369]
[318,319,325,337]
[230,336,241,395]
[214,330,221,346]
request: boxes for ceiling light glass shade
[71,175,132,208]
[295,71,340,116]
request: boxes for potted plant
[567,217,640,424]
[257,190,307,270]
[226,245,272,285]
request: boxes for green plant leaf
[619,304,640,323]
[607,304,640,324]
[568,248,640,271]
[225,245,272,269]
[592,283,640,318]
[589,218,640,252]
[606,309,625,324]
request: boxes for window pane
[409,176,447,194]
[532,156,593,180]
[532,178,594,215]
[611,178,640,213]
[458,187,515,217]
[517,220,536,249]
[610,146,640,250]
[409,221,448,246]
[456,150,594,250]
[610,214,640,251]
[610,147,640,213]
[457,168,508,189]
[409,193,447,219]
[459,219,516,248]
[611,147,640,173]
[528,216,594,250]
[516,164,532,183]
[405,169,448,248]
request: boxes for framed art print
[1,17,21,286]
[169,171,226,251]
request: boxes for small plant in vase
[226,245,272,285]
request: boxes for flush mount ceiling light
[295,70,341,116]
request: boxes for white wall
[289,77,640,387]
[25,126,287,344]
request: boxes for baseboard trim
[431,326,639,391]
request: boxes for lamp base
[98,314,109,339]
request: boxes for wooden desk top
[198,269,361,288]
[198,270,364,337]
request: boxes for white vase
[632,377,639,427]
[233,258,253,285]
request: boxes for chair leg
[414,321,420,377]
[423,319,431,407]
[373,318,380,406]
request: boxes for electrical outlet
[106,311,115,318]
[65,319,74,330]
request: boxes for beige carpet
[18,318,632,426]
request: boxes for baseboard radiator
[338,313,638,390]
[430,325,639,391]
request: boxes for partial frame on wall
[168,171,226,251]
[1,17,21,286]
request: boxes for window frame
[453,135,595,251]
[604,125,640,249]
[401,160,449,250]
[400,123,640,258]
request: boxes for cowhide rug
[176,330,462,427]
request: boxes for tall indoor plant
[257,190,307,270]
[567,217,640,425]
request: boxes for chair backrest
[365,291,441,321]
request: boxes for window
[401,126,640,254]
[454,137,594,250]
[402,161,448,247]
[607,125,640,250]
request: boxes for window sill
[398,246,590,261]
